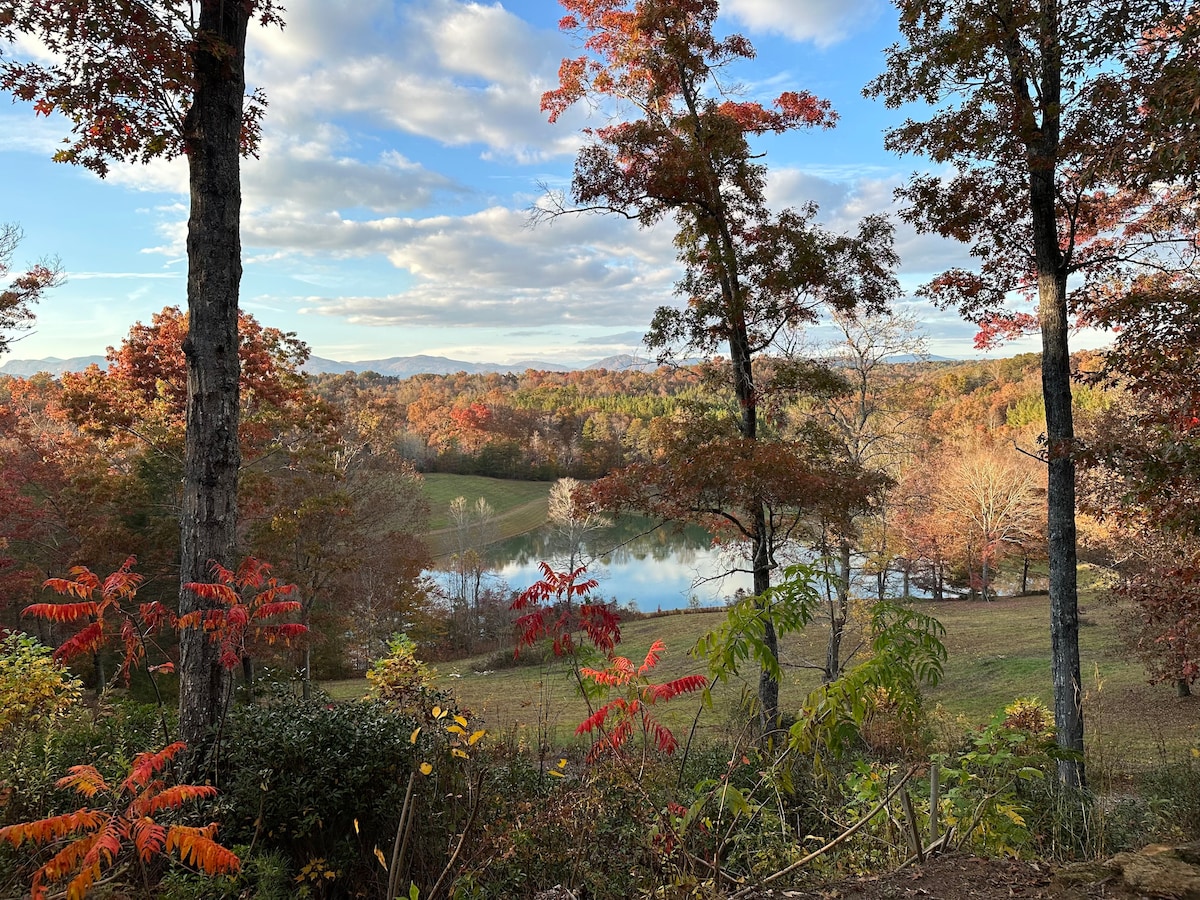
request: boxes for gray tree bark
[177,0,249,759]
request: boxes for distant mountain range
[0,356,108,376]
[0,351,954,378]
[0,353,662,378]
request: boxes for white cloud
[249,0,575,162]
[0,113,70,155]
[722,0,884,47]
[270,206,679,329]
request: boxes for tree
[866,0,1196,787]
[805,312,928,679]
[1079,275,1200,695]
[548,476,609,572]
[543,0,899,725]
[1,0,282,757]
[248,396,431,686]
[1083,275,1200,531]
[0,223,61,356]
[935,447,1043,601]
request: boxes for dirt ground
[750,853,1141,900]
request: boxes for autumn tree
[248,389,431,687]
[935,447,1043,601]
[543,0,899,725]
[1,0,283,755]
[803,312,928,679]
[548,476,609,572]
[866,0,1197,787]
[0,375,150,627]
[1079,275,1200,695]
[0,223,61,356]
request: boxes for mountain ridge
[0,351,956,378]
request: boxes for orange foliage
[23,557,174,686]
[179,557,305,671]
[577,639,707,762]
[0,742,237,899]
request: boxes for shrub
[366,633,443,713]
[0,632,80,745]
[0,742,238,900]
[217,696,422,895]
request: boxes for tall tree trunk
[177,0,249,759]
[1033,145,1085,792]
[752,502,778,728]
[1031,141,1084,793]
[998,0,1084,792]
[825,537,853,683]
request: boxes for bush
[0,699,164,827]
[217,696,422,895]
[160,847,294,900]
[0,632,80,744]
[1142,753,1200,840]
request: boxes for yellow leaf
[468,730,485,746]
[548,770,565,778]
[557,758,567,769]
[374,847,388,870]
[451,748,468,759]
[419,762,433,776]
[409,727,421,744]
[454,714,468,728]
[354,818,360,835]
[446,724,467,736]
[432,706,446,719]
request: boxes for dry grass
[324,580,1200,763]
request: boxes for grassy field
[325,577,1200,766]
[421,474,552,557]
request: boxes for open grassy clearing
[324,580,1200,765]
[420,474,552,557]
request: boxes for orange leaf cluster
[0,742,238,899]
[575,639,707,763]
[180,557,305,672]
[24,557,169,686]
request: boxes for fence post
[929,760,940,845]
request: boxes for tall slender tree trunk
[1039,264,1084,787]
[825,537,853,683]
[997,0,1083,788]
[1030,100,1085,792]
[177,0,249,758]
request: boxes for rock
[1105,843,1200,899]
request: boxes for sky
[0,0,1054,367]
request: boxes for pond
[468,515,1048,613]
[487,515,754,612]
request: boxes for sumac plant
[0,741,238,900]
[510,561,620,660]
[577,639,707,767]
[25,557,177,695]
[180,557,306,692]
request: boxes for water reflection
[489,515,753,612]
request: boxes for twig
[387,772,416,900]
[426,770,485,900]
[729,766,917,899]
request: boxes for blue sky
[0,0,1046,366]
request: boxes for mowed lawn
[327,579,1200,764]
[421,474,552,557]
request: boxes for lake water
[487,516,754,612]
[465,515,1047,612]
